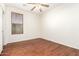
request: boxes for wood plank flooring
[1,38,79,56]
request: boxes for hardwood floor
[1,38,79,56]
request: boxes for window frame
[11,12,23,35]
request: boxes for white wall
[3,6,40,45]
[42,4,79,49]
[0,5,3,53]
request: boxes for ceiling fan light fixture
[24,3,50,12]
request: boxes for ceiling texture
[5,3,60,14]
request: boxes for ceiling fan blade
[39,8,42,12]
[41,4,49,7]
[31,6,36,11]
[28,3,36,4]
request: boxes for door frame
[0,4,3,53]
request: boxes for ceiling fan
[27,3,49,12]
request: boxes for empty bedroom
[0,3,79,56]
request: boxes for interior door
[0,5,3,53]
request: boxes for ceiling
[5,3,60,14]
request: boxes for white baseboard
[41,37,79,50]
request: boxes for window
[11,12,23,34]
